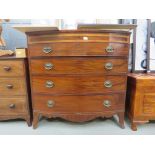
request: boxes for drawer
[143,94,155,114]
[0,60,25,76]
[30,57,128,75]
[32,75,126,95]
[0,77,26,95]
[28,32,130,44]
[0,96,27,114]
[33,94,125,113]
[28,42,129,57]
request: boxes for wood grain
[126,73,155,131]
[0,59,31,126]
[0,96,27,114]
[27,30,130,41]
[0,60,25,77]
[29,35,129,43]
[0,77,26,95]
[30,57,128,75]
[28,42,129,57]
[33,94,125,113]
[32,75,127,95]
[26,29,130,128]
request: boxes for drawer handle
[45,63,54,70]
[3,66,11,71]
[105,46,114,53]
[104,80,112,88]
[9,104,16,109]
[105,62,113,70]
[46,81,54,88]
[103,100,111,108]
[47,100,55,108]
[43,47,52,53]
[6,84,13,89]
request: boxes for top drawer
[28,42,129,57]
[0,60,25,77]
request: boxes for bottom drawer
[33,94,125,113]
[0,97,27,114]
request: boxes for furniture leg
[25,116,31,127]
[118,112,125,129]
[131,121,137,131]
[33,112,40,129]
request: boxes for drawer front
[33,94,125,113]
[0,97,27,114]
[28,42,129,57]
[0,77,26,95]
[0,60,25,76]
[30,58,128,75]
[32,76,126,95]
[143,94,155,115]
[28,32,129,44]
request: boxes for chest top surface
[128,73,155,79]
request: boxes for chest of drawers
[26,29,130,129]
[127,73,155,131]
[0,57,31,126]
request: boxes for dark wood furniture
[0,57,31,126]
[127,73,155,131]
[24,28,131,129]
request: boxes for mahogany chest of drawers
[0,57,31,126]
[127,73,155,131]
[26,29,130,129]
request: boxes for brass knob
[46,81,54,88]
[105,46,114,53]
[43,47,52,53]
[3,66,11,71]
[104,80,112,88]
[105,62,113,70]
[6,84,13,89]
[45,63,54,70]
[9,104,15,109]
[47,100,55,108]
[103,100,111,108]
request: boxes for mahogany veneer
[28,42,129,57]
[26,29,131,129]
[30,58,128,75]
[33,94,125,114]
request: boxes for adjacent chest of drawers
[127,73,155,131]
[0,57,31,126]
[26,30,130,129]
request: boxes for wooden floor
[0,116,155,135]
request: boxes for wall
[1,19,119,50]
